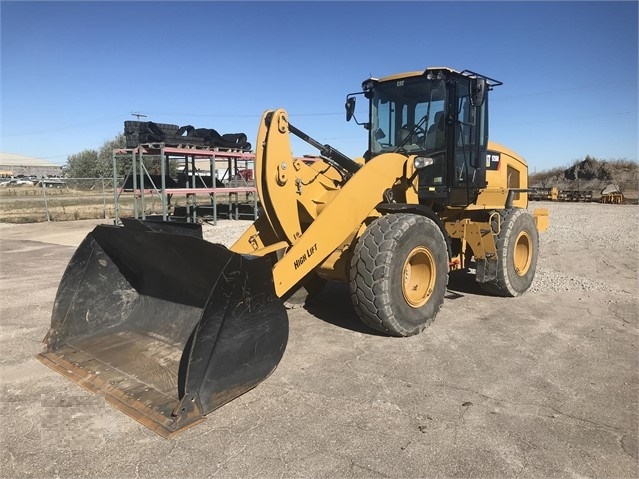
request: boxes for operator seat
[426,111,445,149]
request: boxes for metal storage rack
[112,143,258,225]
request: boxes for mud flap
[475,257,498,283]
[37,221,287,437]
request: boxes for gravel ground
[202,219,254,247]
[201,202,639,296]
[529,202,638,295]
[1,202,637,478]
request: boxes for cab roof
[370,67,502,88]
[377,67,461,83]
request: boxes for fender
[375,203,453,260]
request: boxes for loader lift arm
[286,121,361,176]
[231,109,419,298]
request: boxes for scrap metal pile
[529,187,593,202]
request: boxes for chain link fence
[0,176,258,224]
[0,178,129,223]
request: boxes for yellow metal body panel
[314,232,358,282]
[232,216,281,255]
[533,208,549,233]
[470,141,529,210]
[270,152,409,296]
[445,219,496,261]
[230,101,545,297]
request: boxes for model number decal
[294,243,318,270]
[486,153,500,170]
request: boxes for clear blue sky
[1,1,637,172]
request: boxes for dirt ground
[0,202,637,478]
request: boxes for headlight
[362,78,378,91]
[426,71,445,81]
[413,156,434,169]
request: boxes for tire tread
[350,214,448,337]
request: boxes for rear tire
[480,208,538,297]
[350,213,448,337]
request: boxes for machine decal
[294,243,318,270]
[486,152,501,171]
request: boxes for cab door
[449,78,488,206]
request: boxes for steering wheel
[400,124,426,146]
[402,124,426,136]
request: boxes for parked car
[0,178,34,187]
[15,178,34,186]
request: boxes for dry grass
[0,186,151,223]
[0,186,240,223]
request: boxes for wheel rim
[402,246,436,308]
[513,231,533,276]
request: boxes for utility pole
[131,112,147,120]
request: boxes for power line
[143,111,344,118]
[1,115,124,138]
[492,80,635,102]
[492,110,636,127]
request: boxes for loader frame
[37,66,548,438]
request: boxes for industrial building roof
[0,152,61,168]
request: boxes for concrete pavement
[0,217,637,478]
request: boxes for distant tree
[99,134,127,176]
[65,133,126,178]
[66,133,190,179]
[109,134,178,177]
[65,148,100,178]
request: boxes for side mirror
[345,97,356,122]
[470,78,486,107]
[374,128,386,140]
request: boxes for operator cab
[346,67,502,208]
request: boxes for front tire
[480,208,539,297]
[349,214,448,337]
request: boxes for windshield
[369,77,446,155]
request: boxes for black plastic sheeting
[124,121,251,151]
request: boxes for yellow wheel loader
[37,67,548,437]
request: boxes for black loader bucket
[36,220,288,437]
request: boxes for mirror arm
[345,91,368,126]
